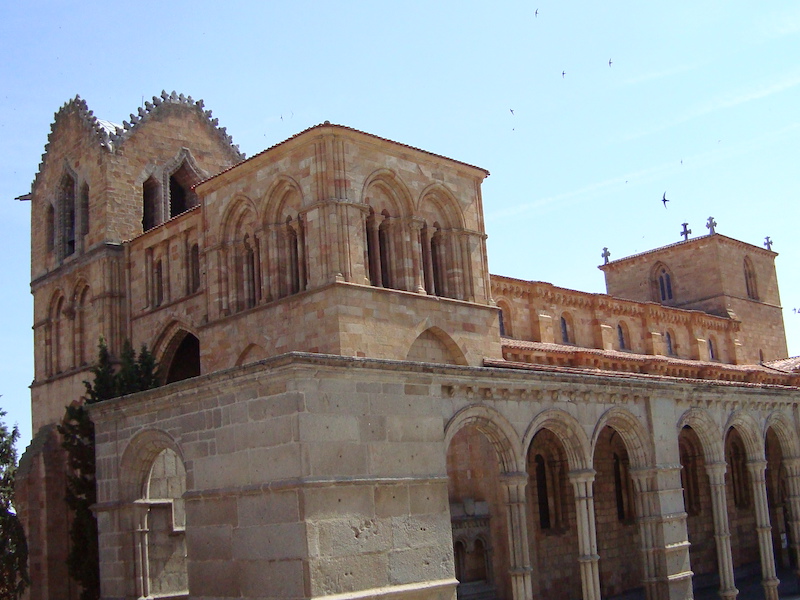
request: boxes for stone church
[16,92,800,600]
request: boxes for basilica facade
[16,92,800,600]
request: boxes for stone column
[784,458,800,580]
[367,218,382,287]
[131,502,151,599]
[569,469,601,600]
[421,226,435,294]
[409,219,426,294]
[500,472,533,600]
[705,462,738,600]
[747,460,780,600]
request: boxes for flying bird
[562,70,566,78]
[662,192,669,208]
[510,109,514,115]
[535,8,538,16]
[608,59,612,67]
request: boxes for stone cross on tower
[680,223,692,241]
[706,216,717,235]
[764,236,773,250]
[601,247,611,264]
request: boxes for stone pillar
[569,469,601,600]
[705,462,738,600]
[500,472,533,600]
[784,458,800,581]
[631,468,661,600]
[747,460,780,600]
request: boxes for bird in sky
[535,8,539,16]
[608,59,612,67]
[562,70,566,78]
[510,109,514,115]
[662,192,669,208]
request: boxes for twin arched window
[652,263,674,303]
[141,153,202,233]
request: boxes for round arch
[523,408,592,472]
[592,407,653,469]
[151,320,200,384]
[219,193,258,243]
[360,168,414,217]
[444,404,523,474]
[417,182,465,229]
[263,176,304,226]
[118,428,186,503]
[235,343,268,367]
[405,325,468,366]
[677,407,725,464]
[764,410,800,460]
[724,410,764,461]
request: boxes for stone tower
[599,231,787,364]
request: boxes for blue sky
[2,1,799,449]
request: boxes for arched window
[708,336,716,361]
[617,322,629,351]
[46,203,55,252]
[744,257,759,300]
[560,313,574,345]
[60,172,76,257]
[189,243,201,294]
[665,331,674,356]
[168,160,199,218]
[142,176,159,232]
[74,286,90,367]
[79,182,89,237]
[651,263,675,303]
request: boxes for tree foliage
[59,338,160,600]
[0,408,29,599]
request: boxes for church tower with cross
[599,218,787,364]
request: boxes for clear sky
[2,1,799,450]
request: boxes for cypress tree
[0,408,29,599]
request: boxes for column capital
[500,471,529,487]
[784,457,800,477]
[746,459,768,481]
[705,460,727,482]
[568,468,596,484]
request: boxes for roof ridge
[32,92,245,192]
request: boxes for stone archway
[593,425,643,598]
[445,406,524,600]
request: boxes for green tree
[136,344,160,391]
[0,408,29,599]
[116,339,140,396]
[60,338,160,600]
[59,403,99,600]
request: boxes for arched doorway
[679,425,718,589]
[163,332,200,384]
[527,428,580,600]
[593,426,643,597]
[446,424,510,600]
